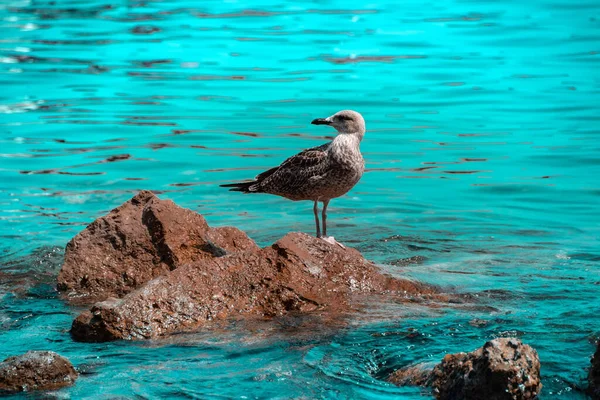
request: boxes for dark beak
[311,118,330,125]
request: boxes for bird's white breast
[329,134,363,169]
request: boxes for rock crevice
[57,190,258,303]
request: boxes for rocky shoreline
[1,190,598,397]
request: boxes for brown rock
[71,232,439,342]
[0,351,78,392]
[388,338,542,399]
[590,341,600,399]
[57,191,258,303]
[430,338,542,400]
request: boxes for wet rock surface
[57,190,258,303]
[0,351,78,392]
[590,341,600,399]
[389,338,542,400]
[71,230,440,342]
[387,363,434,387]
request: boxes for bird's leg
[321,199,329,237]
[313,200,321,238]
[319,200,345,249]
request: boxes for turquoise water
[1,0,599,398]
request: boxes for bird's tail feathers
[219,181,261,193]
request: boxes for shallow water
[1,0,599,398]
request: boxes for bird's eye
[338,115,352,121]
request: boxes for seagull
[220,110,366,246]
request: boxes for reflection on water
[1,0,599,398]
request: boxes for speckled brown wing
[256,143,330,196]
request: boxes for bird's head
[311,110,366,141]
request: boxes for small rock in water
[0,351,78,392]
[431,338,542,400]
[388,338,542,400]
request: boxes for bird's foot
[321,236,346,249]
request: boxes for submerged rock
[389,338,542,400]
[57,190,258,303]
[387,363,434,387]
[0,351,78,392]
[0,246,63,299]
[590,341,600,399]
